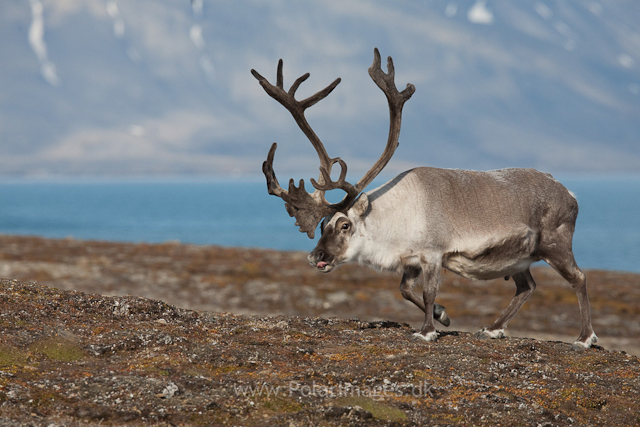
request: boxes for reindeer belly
[443,253,535,280]
[442,229,539,280]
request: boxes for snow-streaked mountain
[1,0,639,179]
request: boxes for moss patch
[30,337,84,362]
[335,396,406,421]
[0,345,27,367]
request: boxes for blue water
[0,176,638,273]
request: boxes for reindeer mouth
[315,261,334,272]
[309,249,336,273]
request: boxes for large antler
[355,47,415,192]
[252,48,414,239]
[251,60,359,238]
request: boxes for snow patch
[534,2,552,20]
[28,0,46,62]
[618,53,635,69]
[467,0,494,25]
[553,21,573,38]
[128,125,146,138]
[188,7,215,83]
[40,62,60,87]
[586,1,603,16]
[199,56,216,81]
[445,3,457,18]
[126,47,142,64]
[28,0,60,87]
[564,39,577,51]
[189,25,206,50]
[191,0,204,17]
[106,1,125,38]
[552,20,577,50]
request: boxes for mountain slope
[1,0,639,177]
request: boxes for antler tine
[367,48,415,105]
[262,143,286,198]
[310,159,348,191]
[300,77,341,110]
[310,158,358,198]
[355,48,415,193]
[289,73,310,96]
[277,59,284,88]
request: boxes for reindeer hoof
[475,328,505,340]
[571,332,598,350]
[412,331,438,343]
[434,306,451,327]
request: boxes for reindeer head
[307,192,371,272]
[252,48,414,270]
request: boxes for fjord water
[0,176,638,273]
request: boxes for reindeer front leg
[413,259,442,342]
[400,264,450,326]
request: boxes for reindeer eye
[341,222,350,231]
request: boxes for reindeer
[251,48,597,349]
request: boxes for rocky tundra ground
[0,235,639,426]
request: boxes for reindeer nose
[308,249,324,264]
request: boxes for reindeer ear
[350,193,370,217]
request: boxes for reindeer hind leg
[545,252,597,349]
[541,220,597,349]
[476,268,536,340]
